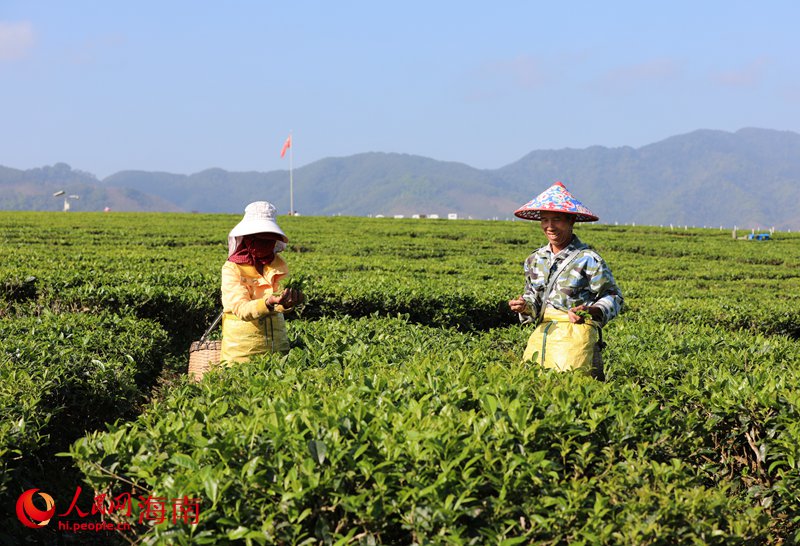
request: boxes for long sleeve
[221,262,269,321]
[585,258,623,327]
[520,257,543,321]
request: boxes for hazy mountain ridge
[0,163,181,212]
[1,128,798,229]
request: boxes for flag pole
[289,131,294,215]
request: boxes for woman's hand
[280,288,305,309]
[508,296,528,314]
[568,305,601,323]
[267,288,305,310]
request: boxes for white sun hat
[227,201,288,256]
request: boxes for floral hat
[228,201,288,256]
[514,181,598,222]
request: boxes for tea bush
[2,211,799,544]
[0,311,168,500]
[70,315,800,544]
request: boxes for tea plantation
[1,211,799,545]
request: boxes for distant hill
[495,128,800,229]
[2,128,799,229]
[0,163,180,213]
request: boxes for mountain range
[2,127,798,229]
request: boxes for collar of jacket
[233,254,288,284]
[543,235,588,258]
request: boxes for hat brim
[228,218,288,243]
[514,209,598,222]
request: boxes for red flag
[280,135,292,158]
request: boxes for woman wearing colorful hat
[220,201,304,362]
[508,182,623,379]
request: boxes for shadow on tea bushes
[607,316,800,541]
[0,310,169,516]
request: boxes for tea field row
[1,211,798,544]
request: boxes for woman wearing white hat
[220,201,304,362]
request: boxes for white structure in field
[447,213,458,220]
[53,190,79,212]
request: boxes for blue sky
[2,1,798,178]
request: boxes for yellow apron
[523,308,599,373]
[220,312,290,363]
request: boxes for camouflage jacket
[520,235,623,327]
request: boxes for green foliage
[70,317,784,544]
[0,311,169,505]
[1,211,799,543]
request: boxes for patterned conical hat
[514,181,598,222]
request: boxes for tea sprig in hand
[272,274,308,315]
[282,273,308,292]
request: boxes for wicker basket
[188,339,222,382]
[188,311,224,382]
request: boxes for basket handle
[200,311,224,342]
